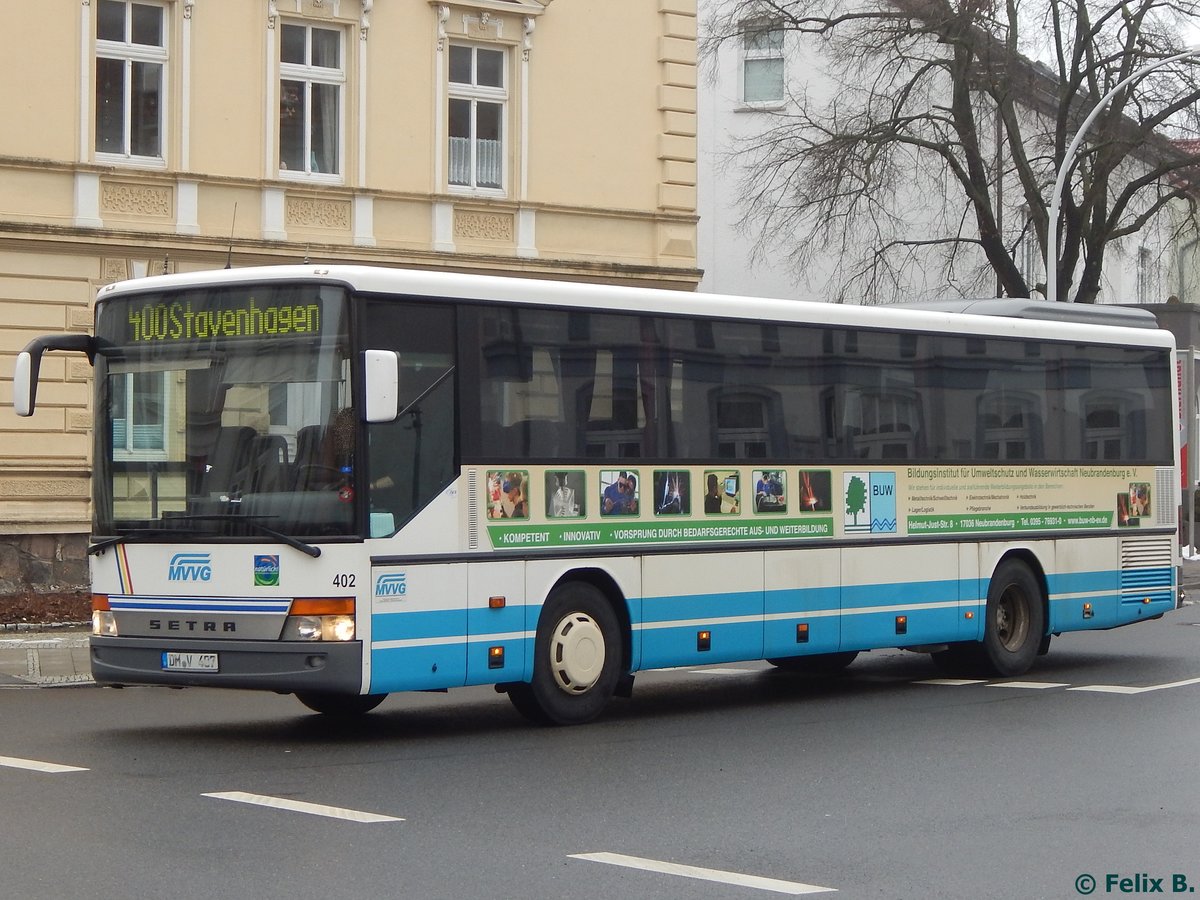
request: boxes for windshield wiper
[92,516,321,558]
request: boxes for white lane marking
[0,755,88,774]
[987,681,1070,690]
[1069,676,1200,695]
[916,678,988,686]
[569,852,837,895]
[202,791,403,823]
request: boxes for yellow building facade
[0,0,698,595]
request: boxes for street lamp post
[1045,48,1200,303]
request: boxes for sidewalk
[0,628,92,688]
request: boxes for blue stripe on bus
[641,590,762,624]
[110,600,291,613]
[366,565,1175,684]
[371,606,528,642]
[369,638,529,693]
[764,585,841,615]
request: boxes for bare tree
[702,0,1200,303]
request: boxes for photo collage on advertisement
[484,467,835,522]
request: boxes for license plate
[162,651,219,672]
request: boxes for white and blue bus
[13,266,1181,724]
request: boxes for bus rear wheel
[933,559,1044,677]
[507,582,622,726]
[295,692,387,717]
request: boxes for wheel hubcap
[996,585,1029,652]
[549,612,605,695]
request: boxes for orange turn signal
[290,597,355,616]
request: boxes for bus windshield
[92,283,359,539]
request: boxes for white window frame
[94,0,169,168]
[738,18,785,109]
[1137,246,1156,304]
[447,42,509,196]
[112,370,170,463]
[278,21,346,183]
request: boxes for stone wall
[0,534,88,595]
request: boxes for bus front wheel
[507,582,622,726]
[296,691,387,717]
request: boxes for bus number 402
[331,573,356,588]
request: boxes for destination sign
[125,296,322,343]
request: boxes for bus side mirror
[13,351,35,417]
[363,350,399,423]
[12,334,95,417]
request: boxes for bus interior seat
[248,434,290,493]
[205,426,256,495]
[291,424,325,488]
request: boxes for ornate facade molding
[454,209,514,242]
[464,10,503,39]
[522,16,535,60]
[184,0,195,19]
[437,5,450,51]
[286,196,352,229]
[101,183,173,218]
[361,0,373,39]
[101,258,129,284]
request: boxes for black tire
[296,691,387,717]
[767,651,859,674]
[507,582,622,726]
[935,559,1044,677]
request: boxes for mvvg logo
[375,573,407,597]
[168,552,213,582]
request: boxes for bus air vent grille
[1155,467,1175,527]
[1119,537,1174,601]
[467,469,479,550]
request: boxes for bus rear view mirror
[13,351,34,417]
[363,349,399,423]
[12,334,96,417]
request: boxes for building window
[741,19,784,104]
[1084,394,1130,460]
[1137,246,1155,304]
[95,0,167,162]
[112,371,168,460]
[448,43,507,191]
[279,22,344,177]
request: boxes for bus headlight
[92,610,117,637]
[92,594,117,636]
[282,598,356,641]
[282,615,356,642]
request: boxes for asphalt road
[2,604,1199,900]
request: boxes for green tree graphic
[845,476,867,525]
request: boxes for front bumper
[90,636,363,694]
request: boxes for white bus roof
[98,264,1176,349]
